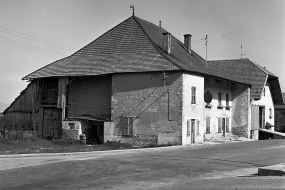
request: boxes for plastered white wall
[204,78,232,138]
[252,81,274,130]
[182,73,204,145]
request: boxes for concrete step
[258,163,285,176]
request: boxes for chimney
[159,21,161,27]
[162,32,171,54]
[183,34,192,54]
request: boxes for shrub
[52,138,84,146]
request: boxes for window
[226,94,229,107]
[263,88,266,96]
[187,120,190,136]
[269,108,272,119]
[68,123,75,129]
[218,93,222,106]
[218,118,222,133]
[206,118,210,133]
[191,86,196,104]
[196,120,200,135]
[226,118,230,132]
[123,117,134,135]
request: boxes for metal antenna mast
[205,35,208,67]
[240,39,246,59]
[130,5,135,15]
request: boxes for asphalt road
[0,140,285,190]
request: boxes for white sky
[0,0,284,104]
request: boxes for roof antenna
[240,39,246,59]
[205,35,208,67]
[130,5,135,16]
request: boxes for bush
[52,138,84,146]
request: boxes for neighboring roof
[210,58,283,103]
[23,15,247,85]
[275,93,285,109]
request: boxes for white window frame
[123,117,134,136]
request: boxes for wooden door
[43,108,62,138]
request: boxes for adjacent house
[4,15,251,145]
[210,59,283,140]
[274,93,285,133]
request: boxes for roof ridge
[133,16,184,70]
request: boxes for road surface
[0,140,285,190]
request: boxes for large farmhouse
[4,15,254,145]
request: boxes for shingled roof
[23,15,247,85]
[210,58,283,103]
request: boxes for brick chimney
[162,32,171,54]
[183,34,192,54]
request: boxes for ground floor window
[206,118,210,133]
[226,118,230,132]
[123,117,134,135]
[218,118,222,133]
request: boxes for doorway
[87,121,104,144]
[259,107,265,129]
[191,119,195,143]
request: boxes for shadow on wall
[112,72,181,93]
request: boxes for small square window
[68,123,75,129]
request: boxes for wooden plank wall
[5,80,40,131]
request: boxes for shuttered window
[218,118,222,133]
[191,86,196,104]
[206,118,210,133]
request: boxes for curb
[0,139,254,159]
[258,163,285,176]
[0,144,184,158]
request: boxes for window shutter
[129,118,133,135]
[123,117,128,135]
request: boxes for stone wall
[110,72,183,145]
[231,84,250,137]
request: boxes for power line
[0,36,69,56]
[0,39,66,58]
[211,37,285,60]
[0,29,75,52]
[209,39,285,63]
[0,26,77,50]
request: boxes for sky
[0,0,284,106]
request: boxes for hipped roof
[23,16,247,85]
[210,58,283,103]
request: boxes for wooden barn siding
[5,80,40,131]
[7,81,39,112]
